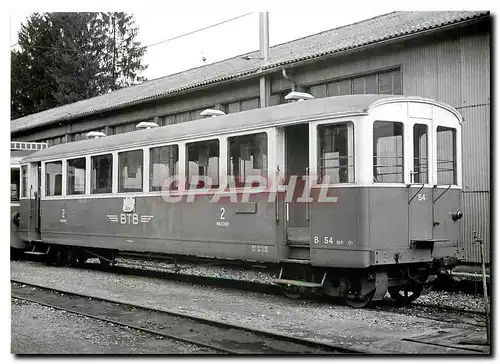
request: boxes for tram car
[16,94,463,307]
[11,141,47,257]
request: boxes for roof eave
[11,13,488,135]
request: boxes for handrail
[433,184,452,203]
[408,183,425,204]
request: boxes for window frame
[11,167,20,202]
[227,131,269,188]
[118,149,144,193]
[45,160,63,197]
[372,120,405,184]
[436,125,458,186]
[91,153,114,195]
[20,165,28,199]
[185,138,221,190]
[66,157,87,196]
[316,121,355,185]
[412,123,429,184]
[310,118,356,187]
[149,143,180,192]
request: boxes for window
[67,158,86,195]
[150,145,179,191]
[327,79,351,96]
[11,168,20,201]
[437,126,457,185]
[228,133,268,187]
[91,154,113,194]
[306,69,403,100]
[352,74,377,94]
[119,150,143,193]
[21,165,28,198]
[413,124,428,183]
[373,121,404,183]
[186,139,219,189]
[378,70,402,95]
[318,123,354,184]
[45,161,63,196]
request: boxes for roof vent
[285,91,314,102]
[136,121,159,129]
[86,131,107,139]
[200,109,226,118]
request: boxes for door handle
[305,167,310,221]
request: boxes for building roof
[20,94,461,163]
[11,11,488,134]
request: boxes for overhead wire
[11,12,254,52]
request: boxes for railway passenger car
[17,94,463,307]
[11,141,47,256]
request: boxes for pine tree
[102,12,148,91]
[11,12,148,119]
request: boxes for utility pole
[112,14,117,91]
[259,12,270,108]
[473,231,490,345]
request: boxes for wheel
[284,289,302,299]
[76,255,88,265]
[388,284,423,305]
[344,290,375,308]
[48,250,65,266]
[98,257,111,266]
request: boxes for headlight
[451,210,463,221]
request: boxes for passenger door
[28,162,42,239]
[408,121,433,241]
[284,124,311,260]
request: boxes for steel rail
[11,293,232,354]
[11,279,363,354]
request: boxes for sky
[10,9,391,81]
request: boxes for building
[10,11,491,263]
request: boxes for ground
[11,260,488,354]
[11,298,212,354]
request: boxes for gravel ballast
[11,260,487,354]
[11,297,214,354]
[114,257,488,312]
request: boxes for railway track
[11,279,362,355]
[16,256,488,321]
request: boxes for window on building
[318,122,354,184]
[373,121,404,183]
[67,158,86,195]
[378,69,402,95]
[150,145,179,191]
[46,161,63,196]
[413,124,428,183]
[327,79,351,96]
[21,165,28,198]
[437,126,457,185]
[91,154,113,194]
[119,150,143,193]
[310,84,327,98]
[305,68,403,100]
[186,139,219,189]
[228,133,268,187]
[11,168,20,201]
[352,74,377,94]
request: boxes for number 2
[61,209,66,219]
[220,207,225,220]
